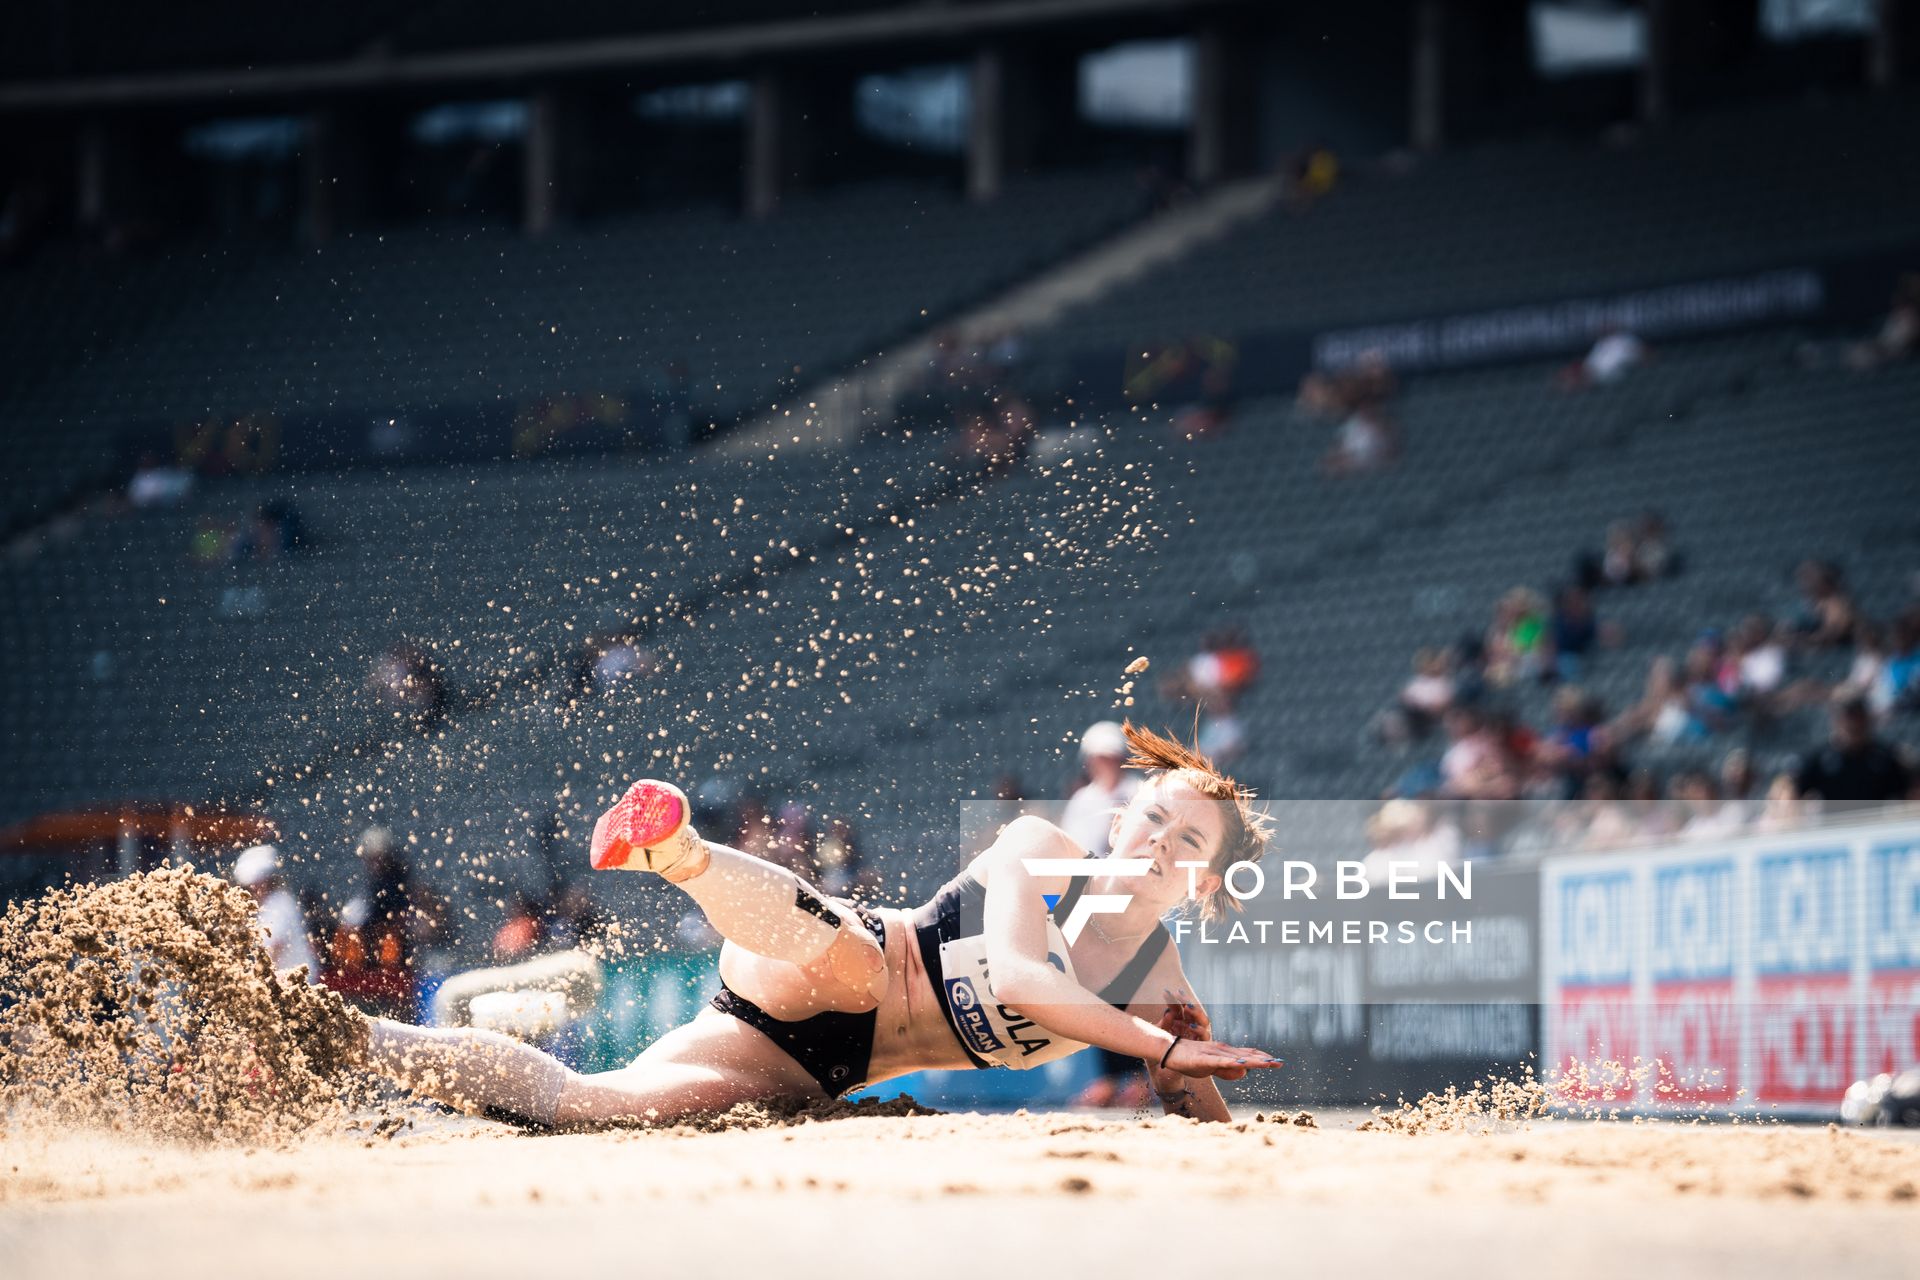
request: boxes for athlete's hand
[1160,1037,1281,1081]
[1159,987,1213,1042]
[1150,988,1252,1086]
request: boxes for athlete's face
[1106,776,1226,911]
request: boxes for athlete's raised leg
[593,780,886,1016]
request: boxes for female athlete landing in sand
[357,723,1281,1125]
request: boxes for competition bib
[936,920,1087,1070]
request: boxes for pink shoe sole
[590,780,689,871]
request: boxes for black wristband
[1157,1038,1178,1072]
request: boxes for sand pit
[4,871,1916,1278]
[4,1110,1916,1279]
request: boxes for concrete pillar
[1410,0,1447,153]
[76,122,114,232]
[968,47,1008,204]
[1640,0,1673,126]
[1870,0,1908,88]
[1189,23,1258,185]
[525,89,578,236]
[745,71,786,220]
[304,108,370,245]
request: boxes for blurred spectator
[1623,769,1681,842]
[1535,687,1604,795]
[1795,694,1912,803]
[1719,748,1757,807]
[1559,327,1648,388]
[1320,402,1397,474]
[1884,609,1920,713]
[1790,559,1858,648]
[1315,353,1402,476]
[1177,626,1262,704]
[1674,772,1744,843]
[1485,587,1549,686]
[955,395,1036,472]
[352,826,416,941]
[297,885,333,960]
[1577,512,1679,590]
[1599,519,1642,588]
[1362,799,1463,885]
[571,632,658,699]
[815,817,867,899]
[1722,614,1787,701]
[1376,647,1457,745]
[733,795,779,864]
[992,774,1028,804]
[493,891,544,962]
[1681,635,1740,731]
[1546,583,1619,680]
[1838,619,1893,714]
[1196,703,1248,766]
[1571,774,1639,850]
[544,883,606,951]
[228,497,305,563]
[770,801,815,876]
[1755,772,1809,833]
[127,453,194,508]
[1061,721,1140,856]
[1844,273,1920,371]
[1287,142,1340,210]
[1439,707,1515,799]
[1449,634,1490,706]
[1632,511,1678,581]
[1611,656,1708,745]
[231,843,319,982]
[190,515,234,564]
[322,825,420,1028]
[371,641,449,733]
[1172,362,1237,439]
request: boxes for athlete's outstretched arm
[975,816,1274,1081]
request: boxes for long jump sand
[4,870,1916,1279]
[5,1111,1917,1279]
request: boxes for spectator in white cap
[232,843,320,983]
[1060,720,1140,857]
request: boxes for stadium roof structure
[0,0,1234,111]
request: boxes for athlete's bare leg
[552,1013,826,1126]
[361,1010,824,1129]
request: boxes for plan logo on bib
[1022,858,1154,943]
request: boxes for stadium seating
[6,320,1914,945]
[7,87,1919,948]
[1027,93,1920,366]
[0,171,1144,534]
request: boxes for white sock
[365,1018,569,1126]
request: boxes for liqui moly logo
[1867,840,1920,971]
[1555,870,1634,986]
[1650,862,1734,982]
[1754,849,1851,974]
